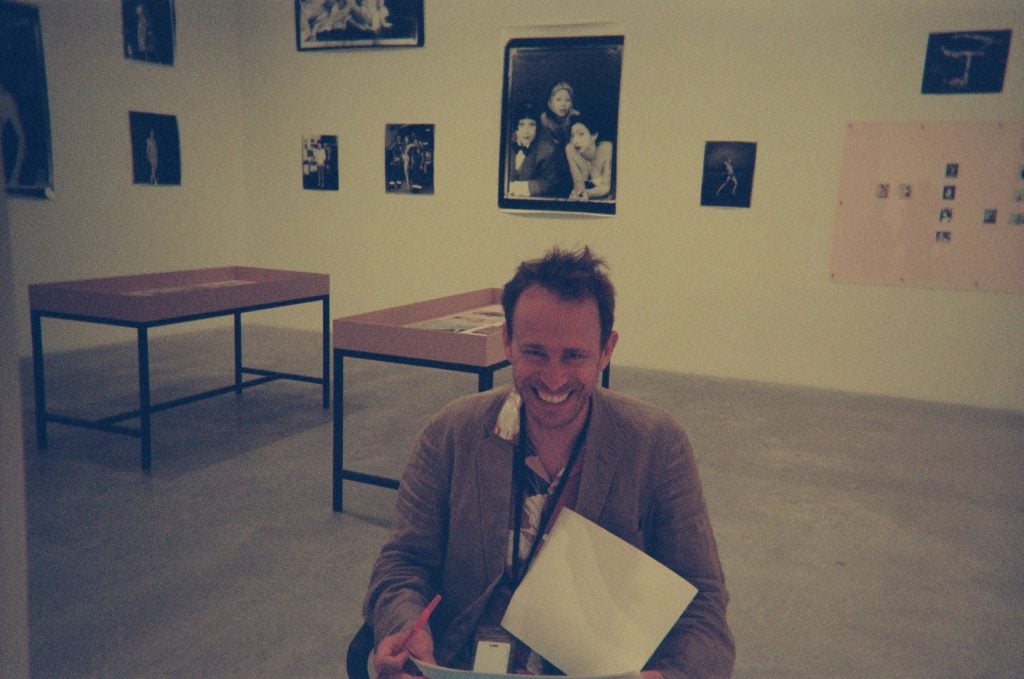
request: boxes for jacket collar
[488,387,620,522]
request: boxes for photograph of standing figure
[122,0,175,65]
[700,141,757,208]
[499,34,623,215]
[302,135,339,191]
[1,1,53,198]
[385,123,433,194]
[129,111,180,186]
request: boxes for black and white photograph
[921,29,1011,94]
[122,0,176,65]
[295,0,423,50]
[129,111,181,186]
[302,135,339,191]
[385,123,433,194]
[1,1,53,199]
[498,34,623,215]
[700,141,757,208]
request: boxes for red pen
[397,593,442,653]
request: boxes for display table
[332,288,609,512]
[29,266,330,470]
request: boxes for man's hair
[502,246,616,348]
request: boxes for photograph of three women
[499,35,623,215]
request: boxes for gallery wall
[7,0,1024,411]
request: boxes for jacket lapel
[574,391,619,523]
[473,398,516,582]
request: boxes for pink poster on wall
[830,121,1024,292]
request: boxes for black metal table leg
[234,311,243,395]
[478,369,494,392]
[137,326,152,471]
[332,351,344,511]
[31,310,47,449]
[331,350,513,511]
[322,296,330,408]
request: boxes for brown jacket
[364,386,734,677]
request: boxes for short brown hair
[501,246,615,348]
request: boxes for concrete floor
[21,326,1024,677]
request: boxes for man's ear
[503,322,513,362]
[599,330,618,370]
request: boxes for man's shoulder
[593,388,686,438]
[424,386,510,434]
[596,387,676,418]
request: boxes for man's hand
[372,626,436,679]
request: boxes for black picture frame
[385,123,434,194]
[122,0,176,65]
[129,111,181,186]
[302,135,339,191]
[700,141,757,208]
[921,29,1011,95]
[1,1,53,199]
[498,34,623,215]
[295,0,424,50]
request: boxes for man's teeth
[538,390,568,404]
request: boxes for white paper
[412,657,640,679]
[501,509,697,675]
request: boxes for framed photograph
[499,34,623,215]
[1,1,53,199]
[129,111,181,186]
[122,0,176,65]
[385,124,433,194]
[302,135,339,190]
[921,29,1011,94]
[385,123,432,193]
[700,141,757,208]
[296,0,424,50]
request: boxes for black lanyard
[509,411,589,586]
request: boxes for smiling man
[364,247,734,678]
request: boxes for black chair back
[346,623,374,679]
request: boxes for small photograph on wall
[385,123,433,194]
[122,0,176,65]
[1,1,53,199]
[129,111,181,186]
[302,135,339,190]
[499,33,623,215]
[921,29,1011,94]
[296,0,424,50]
[700,141,757,208]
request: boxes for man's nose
[539,362,569,390]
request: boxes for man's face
[504,285,616,436]
[516,118,537,148]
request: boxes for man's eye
[563,353,586,364]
